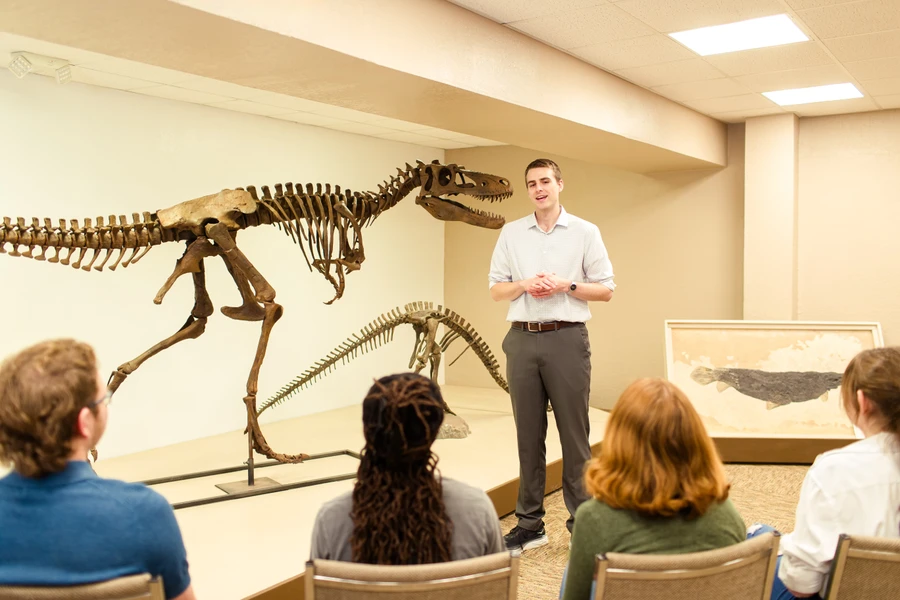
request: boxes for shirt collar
[527,205,569,231]
[0,460,98,487]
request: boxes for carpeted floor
[500,463,809,599]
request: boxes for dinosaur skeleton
[258,301,508,418]
[0,161,511,466]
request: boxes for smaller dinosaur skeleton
[258,301,507,417]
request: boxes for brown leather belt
[511,321,580,333]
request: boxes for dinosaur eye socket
[438,168,452,186]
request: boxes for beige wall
[797,109,900,344]
[445,127,745,409]
[744,114,799,320]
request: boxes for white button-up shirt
[779,431,900,595]
[488,206,615,323]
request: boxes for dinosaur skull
[415,161,510,229]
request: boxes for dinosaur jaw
[416,192,507,229]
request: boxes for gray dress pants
[502,323,592,533]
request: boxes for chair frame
[304,552,519,599]
[822,533,900,600]
[592,532,780,600]
[0,574,164,600]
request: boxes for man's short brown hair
[0,339,98,478]
[525,158,563,182]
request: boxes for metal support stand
[139,449,361,510]
[247,428,255,486]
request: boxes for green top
[561,498,746,600]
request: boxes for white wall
[0,70,448,459]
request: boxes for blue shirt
[0,461,191,599]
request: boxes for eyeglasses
[88,389,113,409]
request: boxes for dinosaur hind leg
[220,254,267,322]
[204,222,309,469]
[108,264,214,394]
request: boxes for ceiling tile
[446,133,506,146]
[844,56,900,80]
[734,64,852,92]
[709,107,787,122]
[175,76,269,100]
[76,57,192,85]
[0,32,107,67]
[205,100,295,116]
[375,131,445,146]
[824,30,900,62]
[324,122,399,136]
[875,94,900,108]
[363,117,434,132]
[685,93,776,113]
[651,78,752,101]
[571,34,695,71]
[787,96,880,116]
[274,112,351,127]
[796,0,900,40]
[304,103,378,122]
[860,77,900,96]
[613,0,786,34]
[446,0,606,24]
[429,139,477,150]
[131,85,231,104]
[70,66,155,91]
[243,90,332,112]
[704,42,833,77]
[408,126,466,139]
[615,58,726,87]
[784,0,859,9]
[508,4,655,49]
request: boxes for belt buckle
[526,321,541,332]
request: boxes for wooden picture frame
[664,320,884,464]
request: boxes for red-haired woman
[560,378,745,600]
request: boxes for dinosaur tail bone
[0,213,168,271]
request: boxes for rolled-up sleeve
[488,226,511,289]
[583,225,615,291]
[779,473,840,595]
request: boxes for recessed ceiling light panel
[669,14,808,56]
[763,83,863,106]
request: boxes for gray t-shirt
[310,477,504,561]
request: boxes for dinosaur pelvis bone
[157,189,256,235]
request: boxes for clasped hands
[523,272,570,299]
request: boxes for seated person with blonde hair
[0,339,195,600]
[560,378,745,600]
[310,372,504,564]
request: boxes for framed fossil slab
[664,320,884,464]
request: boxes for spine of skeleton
[439,306,509,393]
[0,213,167,271]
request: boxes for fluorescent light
[670,14,808,56]
[763,83,863,106]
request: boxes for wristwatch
[569,281,577,294]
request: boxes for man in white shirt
[488,158,615,550]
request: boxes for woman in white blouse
[749,347,900,599]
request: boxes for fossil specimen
[258,301,508,417]
[690,366,843,409]
[0,161,511,464]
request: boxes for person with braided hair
[309,373,504,563]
